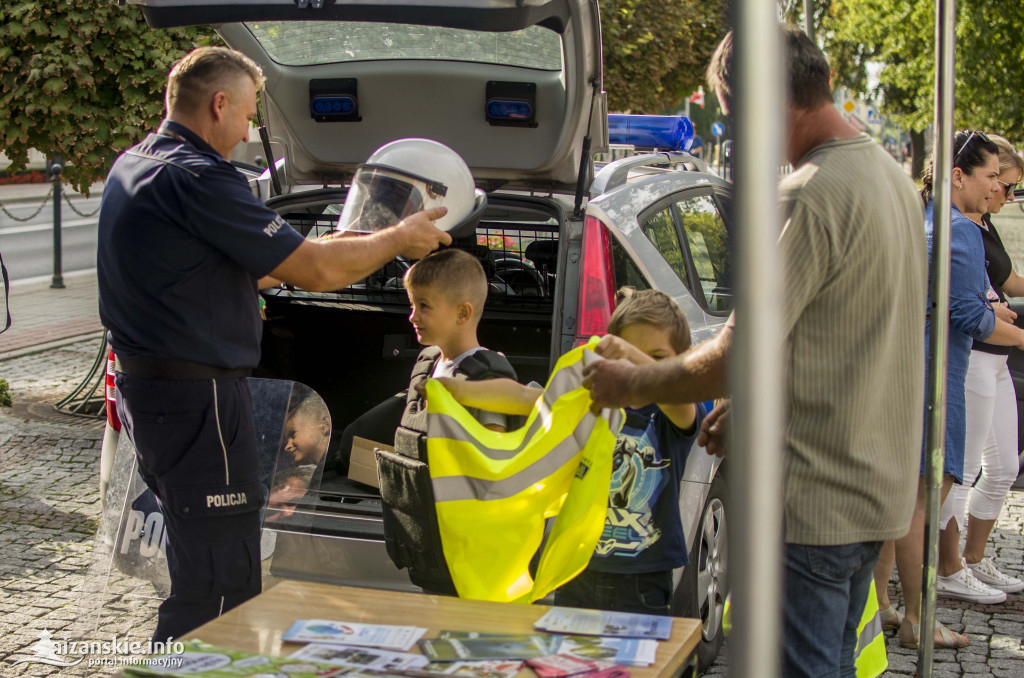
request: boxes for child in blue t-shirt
[434,288,702,615]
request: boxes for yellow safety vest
[853,580,887,678]
[720,581,886,678]
[425,339,622,603]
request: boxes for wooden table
[180,580,702,678]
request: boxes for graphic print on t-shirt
[595,427,670,558]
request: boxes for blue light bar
[608,114,695,151]
[311,95,356,116]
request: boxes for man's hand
[994,301,1017,324]
[583,358,650,410]
[698,399,730,458]
[593,334,652,366]
[393,207,452,259]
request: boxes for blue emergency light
[607,114,695,151]
[486,99,534,121]
[311,95,356,116]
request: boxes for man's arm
[583,324,732,409]
[269,208,451,292]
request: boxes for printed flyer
[125,640,348,677]
[283,620,428,652]
[534,609,672,640]
[288,643,430,672]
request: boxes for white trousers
[940,350,1019,531]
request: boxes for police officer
[97,46,450,642]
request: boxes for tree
[820,0,1024,179]
[0,1,218,193]
[601,0,729,113]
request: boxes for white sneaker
[936,566,1007,604]
[965,557,1024,594]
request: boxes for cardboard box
[348,436,390,489]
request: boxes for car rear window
[246,21,563,71]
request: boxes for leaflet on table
[554,636,658,666]
[288,642,430,671]
[527,656,632,678]
[534,608,672,640]
[419,635,552,661]
[422,659,525,678]
[526,653,617,678]
[437,631,560,654]
[124,639,349,677]
[283,619,428,652]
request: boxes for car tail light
[575,215,617,345]
[106,349,121,432]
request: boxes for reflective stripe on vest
[854,580,887,678]
[425,339,623,603]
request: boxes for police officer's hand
[698,399,730,458]
[583,358,648,410]
[394,207,452,259]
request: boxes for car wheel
[673,472,728,670]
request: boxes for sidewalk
[0,270,102,361]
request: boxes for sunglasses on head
[953,130,991,164]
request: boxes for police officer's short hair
[404,249,487,314]
[706,24,832,113]
[166,46,266,114]
[608,287,691,354]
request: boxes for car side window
[641,208,690,286]
[676,195,732,314]
[610,238,652,292]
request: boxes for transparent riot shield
[75,379,329,638]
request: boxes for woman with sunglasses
[937,134,1024,599]
[874,130,1024,649]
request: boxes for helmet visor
[337,166,444,234]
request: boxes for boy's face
[406,284,462,346]
[617,322,679,360]
[284,412,329,464]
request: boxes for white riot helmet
[337,138,485,236]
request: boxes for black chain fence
[0,184,101,221]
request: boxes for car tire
[673,471,728,670]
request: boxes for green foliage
[0,1,220,194]
[602,0,728,113]
[821,0,1024,147]
[0,379,12,408]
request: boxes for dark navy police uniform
[97,120,305,642]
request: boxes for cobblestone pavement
[2,338,1024,676]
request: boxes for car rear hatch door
[127,0,607,192]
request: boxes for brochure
[534,608,673,640]
[283,619,428,652]
[288,643,430,671]
[437,631,560,655]
[554,636,657,667]
[526,653,616,678]
[419,635,553,661]
[423,659,525,678]
[124,640,349,677]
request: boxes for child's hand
[594,334,651,366]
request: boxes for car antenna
[256,104,282,197]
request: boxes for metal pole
[49,156,65,289]
[803,0,816,42]
[729,6,785,678]
[920,1,955,675]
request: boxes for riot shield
[75,379,330,636]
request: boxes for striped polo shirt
[777,134,927,545]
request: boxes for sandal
[898,618,969,649]
[879,605,903,633]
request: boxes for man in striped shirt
[584,25,926,677]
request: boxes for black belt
[118,355,251,381]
